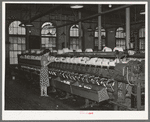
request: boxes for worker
[40,49,52,97]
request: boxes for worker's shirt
[41,55,48,67]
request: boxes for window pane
[14,44,18,50]
[14,58,18,64]
[95,31,98,37]
[10,51,14,57]
[41,38,46,44]
[22,45,26,50]
[139,27,145,37]
[52,38,56,44]
[18,51,21,54]
[45,38,49,44]
[9,28,13,34]
[18,27,22,34]
[48,43,52,47]
[18,37,22,44]
[70,45,73,50]
[10,58,14,64]
[22,28,26,35]
[9,37,14,43]
[14,27,18,35]
[18,44,21,50]
[9,44,14,50]
[13,37,18,43]
[22,38,25,44]
[14,51,18,57]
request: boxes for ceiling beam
[30,5,62,22]
[52,4,133,29]
[24,5,62,23]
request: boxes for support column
[26,27,29,50]
[64,15,67,48]
[78,11,82,49]
[98,5,102,50]
[126,7,130,50]
[114,80,118,110]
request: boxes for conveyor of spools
[18,49,145,110]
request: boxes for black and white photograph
[2,1,148,120]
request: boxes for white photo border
[2,1,148,120]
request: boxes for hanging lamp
[70,4,83,9]
[20,5,34,27]
[140,10,145,15]
[19,10,26,27]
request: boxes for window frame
[69,24,83,50]
[115,27,126,50]
[139,26,145,50]
[8,20,26,65]
[41,22,57,50]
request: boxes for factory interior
[4,3,146,111]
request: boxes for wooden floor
[4,74,114,110]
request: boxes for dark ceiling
[6,4,145,28]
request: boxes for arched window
[139,26,145,50]
[94,27,106,49]
[115,27,126,50]
[9,20,26,64]
[69,24,83,50]
[41,22,56,50]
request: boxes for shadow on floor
[5,75,114,110]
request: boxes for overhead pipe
[51,5,133,29]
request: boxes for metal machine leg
[114,80,118,110]
[137,82,141,110]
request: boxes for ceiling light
[19,22,34,27]
[140,10,145,15]
[70,4,83,9]
[109,30,114,33]
[19,23,26,27]
[109,4,112,8]
[25,22,34,27]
